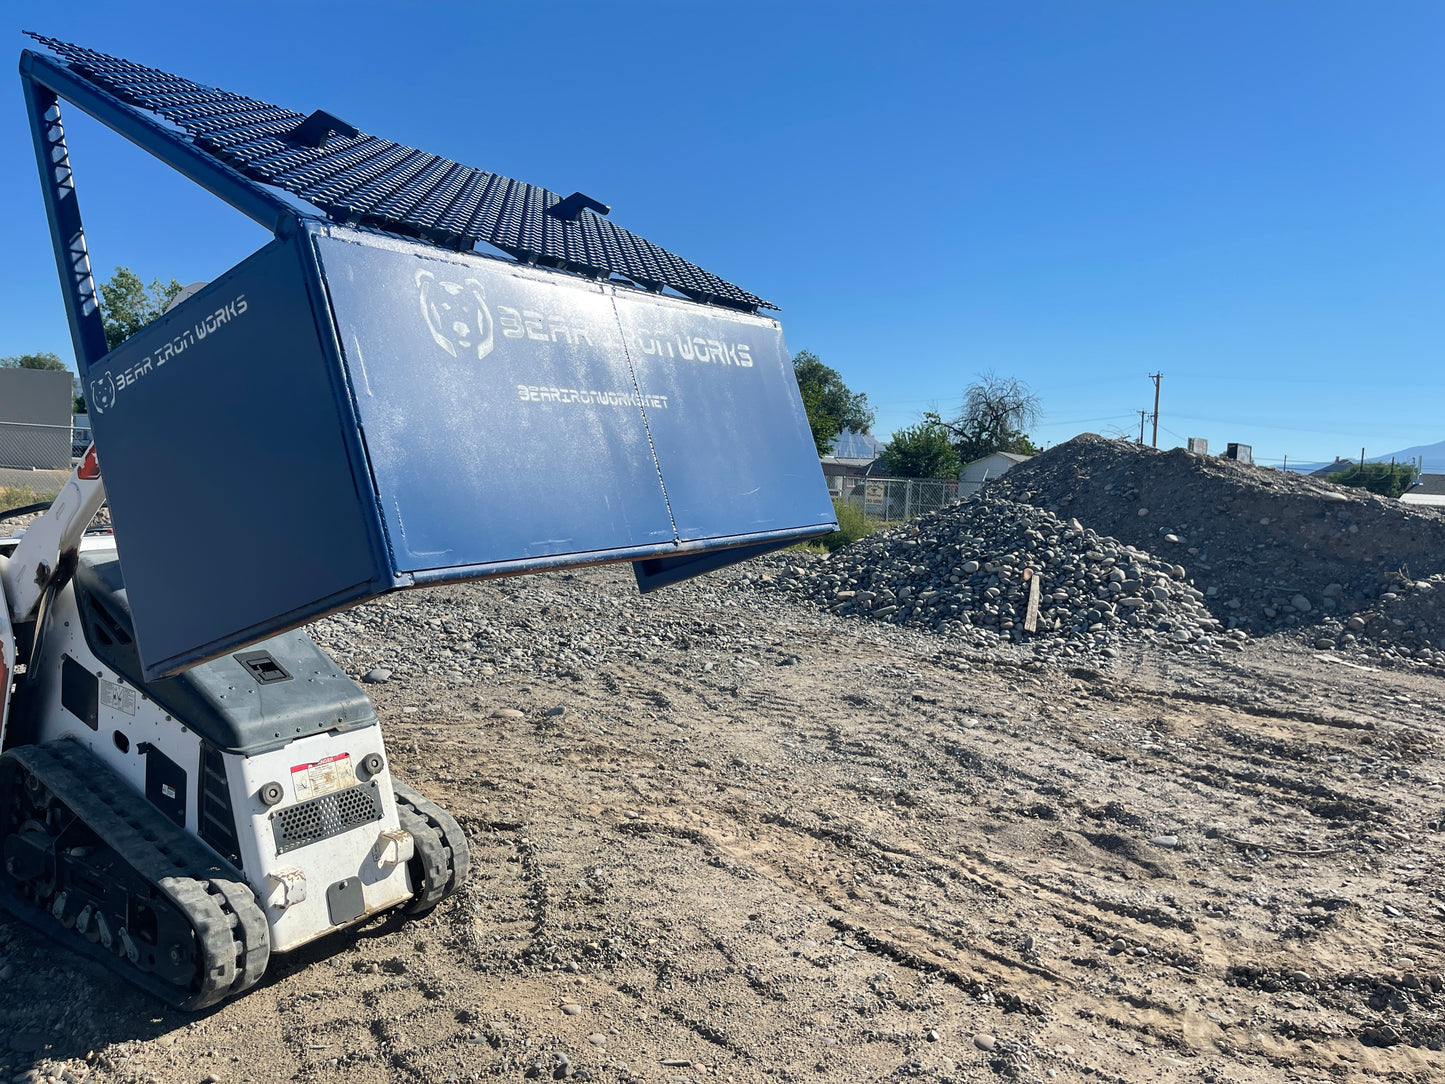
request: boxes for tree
[1329,462,1419,499]
[0,351,67,371]
[792,349,874,456]
[926,371,1041,464]
[799,383,839,459]
[880,422,961,479]
[99,267,183,350]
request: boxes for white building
[1401,474,1445,507]
[958,451,1031,498]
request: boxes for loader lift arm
[0,447,106,629]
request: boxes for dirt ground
[1,558,1442,1084]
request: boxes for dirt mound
[771,493,1229,663]
[985,434,1445,664]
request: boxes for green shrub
[1328,462,1418,499]
[794,497,881,553]
[1,485,55,515]
[879,422,960,479]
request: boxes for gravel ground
[1,550,1443,1084]
[3,439,1444,1082]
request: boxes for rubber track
[392,778,470,914]
[0,739,270,1010]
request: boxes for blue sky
[2,1,1441,468]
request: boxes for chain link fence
[0,419,76,471]
[837,476,960,524]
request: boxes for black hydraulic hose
[0,502,50,523]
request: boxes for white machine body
[1,454,424,957]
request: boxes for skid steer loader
[0,34,834,1009]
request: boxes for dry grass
[0,484,55,515]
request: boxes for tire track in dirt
[5,565,1442,1083]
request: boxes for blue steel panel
[311,231,676,571]
[85,238,384,679]
[633,539,802,593]
[615,295,836,541]
[76,223,831,678]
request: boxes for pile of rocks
[986,434,1445,642]
[969,434,1445,668]
[1312,571,1445,665]
[770,493,1229,659]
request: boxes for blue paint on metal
[614,293,834,541]
[21,75,108,372]
[312,231,677,571]
[83,238,384,678]
[79,225,832,680]
[311,224,835,567]
[19,37,836,680]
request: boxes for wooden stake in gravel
[1023,569,1042,633]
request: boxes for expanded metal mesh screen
[28,34,772,313]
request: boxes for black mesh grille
[271,782,382,855]
[199,743,242,868]
[27,34,773,312]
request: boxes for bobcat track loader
[1,35,833,1008]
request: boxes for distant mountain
[1289,442,1445,475]
[1288,457,1356,477]
[1378,439,1445,473]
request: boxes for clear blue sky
[2,1,1441,468]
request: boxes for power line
[1168,412,1422,438]
[1040,411,1137,425]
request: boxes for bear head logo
[89,371,117,414]
[417,271,494,360]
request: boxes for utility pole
[1148,372,1162,448]
[1137,410,1147,444]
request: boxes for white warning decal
[290,753,357,801]
[100,678,137,716]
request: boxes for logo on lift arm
[417,270,494,360]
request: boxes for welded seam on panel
[296,228,403,585]
[609,294,678,544]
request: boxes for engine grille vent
[271,782,382,855]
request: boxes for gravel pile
[303,567,874,693]
[769,493,1229,661]
[982,434,1445,669]
[1323,571,1445,665]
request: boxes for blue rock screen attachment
[84,224,833,679]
